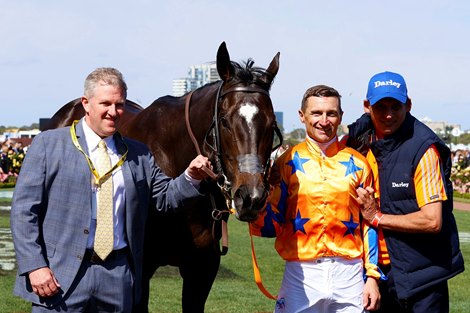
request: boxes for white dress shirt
[82,119,127,250]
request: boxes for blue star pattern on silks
[291,210,310,234]
[260,180,289,238]
[286,151,310,174]
[339,154,363,179]
[273,180,288,225]
[342,214,359,237]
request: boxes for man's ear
[81,96,90,113]
[363,100,371,113]
[298,109,305,124]
[406,98,412,112]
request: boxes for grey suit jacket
[10,120,201,307]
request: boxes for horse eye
[220,117,231,130]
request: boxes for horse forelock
[230,59,274,90]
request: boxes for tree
[283,128,306,146]
[455,133,470,145]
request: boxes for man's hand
[356,186,379,224]
[186,155,212,181]
[28,267,61,297]
[363,277,380,311]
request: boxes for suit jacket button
[84,229,89,234]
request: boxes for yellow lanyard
[70,120,128,186]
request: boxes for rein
[184,90,218,180]
[185,86,232,255]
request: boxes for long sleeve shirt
[250,138,381,278]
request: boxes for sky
[1,0,469,132]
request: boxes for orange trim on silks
[249,225,277,300]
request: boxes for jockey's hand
[363,277,380,311]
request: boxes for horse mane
[230,59,275,90]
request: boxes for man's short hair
[301,85,342,114]
[84,67,128,99]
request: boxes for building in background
[171,62,287,133]
[172,63,220,96]
[0,129,39,142]
[420,117,463,136]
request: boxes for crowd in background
[1,136,470,195]
[451,149,470,194]
[0,139,27,183]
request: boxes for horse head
[208,42,280,222]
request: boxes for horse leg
[180,247,221,313]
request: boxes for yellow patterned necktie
[94,140,114,260]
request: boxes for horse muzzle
[232,182,268,222]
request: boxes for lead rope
[250,121,283,301]
[184,90,230,255]
[249,225,278,300]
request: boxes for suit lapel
[71,120,94,216]
[114,134,138,230]
[75,120,90,155]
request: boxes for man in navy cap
[347,71,464,312]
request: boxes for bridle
[184,81,282,202]
[184,81,282,255]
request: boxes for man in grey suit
[10,67,211,312]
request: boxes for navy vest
[349,113,464,299]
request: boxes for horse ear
[216,42,234,82]
[266,52,280,79]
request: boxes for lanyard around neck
[70,120,128,185]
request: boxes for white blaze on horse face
[239,103,258,125]
[239,103,259,152]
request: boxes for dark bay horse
[46,42,280,312]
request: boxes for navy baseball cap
[366,71,408,105]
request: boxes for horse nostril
[234,186,268,212]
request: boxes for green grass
[1,205,470,312]
[0,194,12,228]
[455,195,470,204]
[0,183,15,189]
[149,220,282,313]
[449,210,470,312]
[0,272,29,313]
[0,210,10,228]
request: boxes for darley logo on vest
[392,182,409,188]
